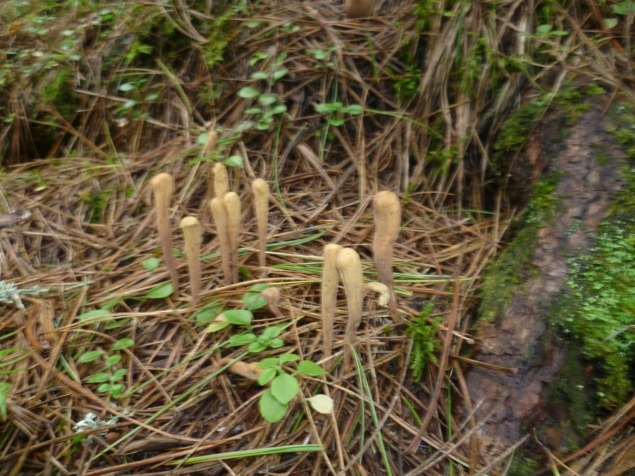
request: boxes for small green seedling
[80,338,134,398]
[256,353,328,423]
[314,102,363,127]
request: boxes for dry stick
[179,217,201,306]
[224,192,241,284]
[373,191,402,324]
[213,162,229,198]
[406,270,461,454]
[321,243,342,365]
[210,197,232,285]
[151,173,179,298]
[336,248,363,375]
[252,178,269,269]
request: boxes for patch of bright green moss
[42,69,77,121]
[479,173,562,322]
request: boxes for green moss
[479,172,562,322]
[42,69,77,121]
[506,456,540,476]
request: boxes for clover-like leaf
[259,388,288,423]
[238,87,260,98]
[258,367,276,386]
[271,373,299,405]
[297,360,327,376]
[224,310,253,326]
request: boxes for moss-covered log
[465,97,634,470]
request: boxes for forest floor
[0,0,634,474]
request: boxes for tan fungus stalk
[210,197,232,285]
[321,243,342,363]
[204,130,218,198]
[345,0,374,18]
[336,247,363,373]
[224,191,241,284]
[179,217,202,306]
[150,173,179,299]
[373,191,402,323]
[251,178,270,269]
[363,282,390,307]
[213,162,229,198]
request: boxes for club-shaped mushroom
[213,162,229,198]
[150,173,179,299]
[336,247,364,373]
[252,178,269,269]
[373,191,402,323]
[180,216,202,306]
[210,197,232,286]
[224,192,241,284]
[321,243,342,363]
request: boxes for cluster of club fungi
[150,132,403,377]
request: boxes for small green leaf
[250,72,269,80]
[341,104,363,115]
[194,306,223,325]
[144,283,174,299]
[258,368,277,385]
[87,372,109,383]
[297,360,327,376]
[536,24,552,35]
[228,333,257,346]
[112,338,134,350]
[259,388,288,423]
[142,257,160,271]
[78,350,104,363]
[223,155,244,167]
[279,353,299,363]
[205,320,231,333]
[105,355,121,367]
[249,342,267,353]
[269,338,284,348]
[243,284,269,311]
[224,310,253,326]
[315,102,342,113]
[238,87,260,98]
[110,384,125,398]
[256,121,271,130]
[604,18,619,29]
[197,133,209,145]
[112,368,127,380]
[0,383,9,421]
[271,373,299,405]
[118,82,136,92]
[245,108,263,114]
[97,383,111,393]
[270,105,287,115]
[328,118,344,127]
[273,68,288,81]
[257,358,279,369]
[258,94,277,106]
[78,309,112,322]
[261,326,282,339]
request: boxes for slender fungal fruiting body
[363,282,390,307]
[180,217,202,306]
[373,191,402,323]
[345,0,374,18]
[210,198,232,285]
[321,244,342,363]
[204,131,218,198]
[151,173,179,299]
[252,179,270,269]
[213,162,229,198]
[224,192,241,284]
[336,247,364,373]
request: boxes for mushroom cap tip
[180,216,200,228]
